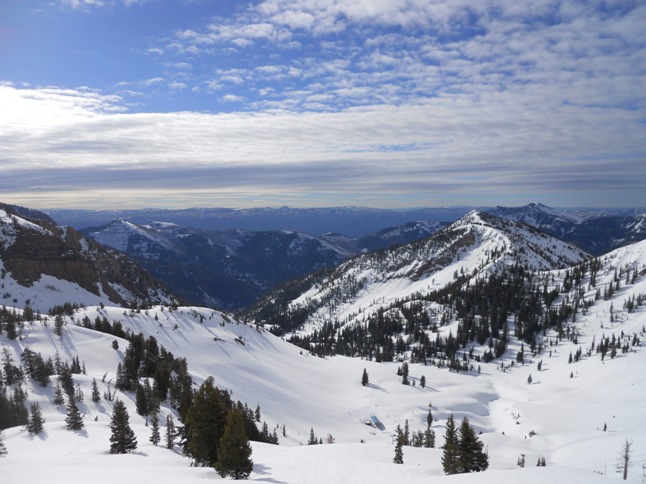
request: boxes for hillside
[0,205,175,313]
[244,211,590,335]
[2,237,646,482]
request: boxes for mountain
[46,206,472,237]
[0,204,175,313]
[81,219,449,310]
[243,211,590,335]
[2,237,645,483]
[486,203,646,255]
[82,220,356,309]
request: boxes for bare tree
[617,439,633,480]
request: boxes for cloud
[0,81,644,209]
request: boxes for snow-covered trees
[442,414,488,475]
[109,399,137,454]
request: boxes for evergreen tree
[136,383,149,416]
[165,414,176,449]
[149,411,160,446]
[420,375,426,388]
[361,368,369,386]
[27,402,45,434]
[109,399,137,454]
[401,362,409,385]
[65,398,84,431]
[441,414,460,475]
[184,377,231,466]
[91,378,101,403]
[214,409,253,480]
[457,417,488,473]
[307,428,318,445]
[393,427,404,464]
[0,429,7,456]
[52,381,66,406]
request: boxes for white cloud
[0,82,644,209]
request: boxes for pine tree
[401,362,409,385]
[184,377,231,466]
[52,381,66,406]
[149,411,160,446]
[457,417,488,473]
[91,378,101,403]
[165,414,176,449]
[420,375,426,388]
[0,430,7,456]
[361,368,369,386]
[307,428,318,445]
[214,409,253,480]
[27,402,45,434]
[441,414,459,475]
[65,398,84,431]
[393,427,404,464]
[109,399,137,454]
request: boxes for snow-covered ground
[2,243,646,482]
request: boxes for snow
[2,242,646,483]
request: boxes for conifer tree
[109,399,137,454]
[361,368,369,386]
[165,414,176,449]
[27,402,45,434]
[401,362,409,385]
[52,381,66,406]
[184,377,230,466]
[393,427,404,464]
[91,378,101,403]
[441,414,459,475]
[307,428,318,445]
[0,430,7,456]
[214,409,253,480]
[65,398,84,431]
[149,411,160,446]
[457,417,488,473]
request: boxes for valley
[1,203,645,483]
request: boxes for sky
[0,0,645,210]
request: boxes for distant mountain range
[80,219,447,309]
[4,202,643,311]
[39,203,645,310]
[46,206,471,238]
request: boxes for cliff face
[0,204,175,308]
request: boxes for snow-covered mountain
[2,236,646,483]
[82,220,357,309]
[47,205,472,238]
[0,204,175,313]
[244,211,590,334]
[81,219,448,310]
[486,203,646,255]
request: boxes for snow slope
[2,242,646,483]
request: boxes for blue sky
[0,0,645,210]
